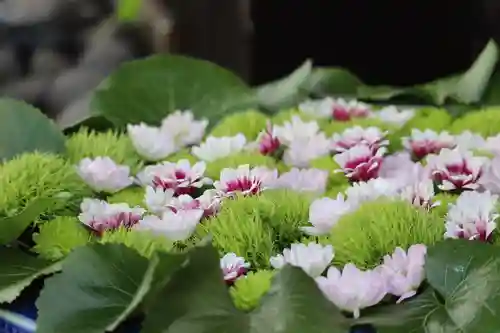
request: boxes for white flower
[484,134,500,155]
[331,126,388,153]
[135,209,203,241]
[479,156,500,194]
[400,180,440,210]
[127,123,178,161]
[298,98,336,119]
[402,129,455,160]
[334,145,385,182]
[214,164,278,195]
[301,194,352,236]
[270,242,334,278]
[76,157,133,193]
[372,105,415,127]
[346,178,399,207]
[220,253,250,283]
[197,189,224,217]
[427,148,488,191]
[274,116,322,145]
[379,245,426,303]
[274,168,329,195]
[378,152,431,188]
[161,110,208,146]
[144,186,175,215]
[78,198,145,233]
[445,191,499,241]
[454,131,485,151]
[191,134,247,162]
[136,159,211,195]
[283,133,331,168]
[315,264,387,319]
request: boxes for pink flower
[379,245,427,303]
[402,129,455,160]
[137,159,212,195]
[331,99,371,121]
[214,165,278,196]
[334,145,386,182]
[400,180,440,210]
[78,198,145,234]
[331,126,388,153]
[258,121,281,156]
[301,194,353,236]
[220,253,250,283]
[168,190,222,219]
[427,148,487,191]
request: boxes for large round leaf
[0,98,66,161]
[92,55,257,127]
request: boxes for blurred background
[0,0,496,119]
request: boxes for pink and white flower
[274,168,329,195]
[400,180,440,210]
[214,164,278,196]
[76,157,133,193]
[135,208,203,241]
[379,245,427,303]
[378,152,431,188]
[78,198,145,234]
[334,145,386,182]
[144,186,175,215]
[316,264,387,319]
[301,194,352,236]
[257,121,281,156]
[127,123,178,161]
[479,156,500,194]
[427,148,488,191]
[270,242,334,278]
[168,190,222,218]
[220,253,250,283]
[445,191,499,241]
[191,134,247,162]
[484,134,500,155]
[137,159,211,195]
[331,126,388,153]
[161,110,208,146]
[402,129,455,160]
[331,98,372,121]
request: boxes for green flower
[310,156,349,190]
[449,108,500,137]
[230,270,275,311]
[107,187,145,207]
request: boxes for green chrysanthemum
[66,128,142,172]
[318,199,444,269]
[271,108,319,125]
[321,118,395,137]
[400,107,451,134]
[204,190,311,269]
[449,108,500,137]
[310,156,349,190]
[0,152,92,218]
[210,110,269,140]
[205,152,277,180]
[32,216,91,260]
[107,187,145,207]
[230,270,275,312]
[99,228,174,258]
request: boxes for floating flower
[372,105,415,127]
[345,178,399,206]
[257,121,281,156]
[76,157,133,193]
[274,168,329,195]
[331,98,371,121]
[144,186,175,215]
[283,134,331,168]
[301,194,352,236]
[334,145,386,182]
[427,148,487,191]
[400,180,440,210]
[161,110,208,146]
[270,242,334,278]
[454,131,485,151]
[479,156,500,194]
[445,191,499,241]
[127,123,178,161]
[191,134,247,162]
[214,164,278,196]
[78,198,145,233]
[220,253,250,283]
[137,159,211,195]
[331,126,388,153]
[135,208,203,241]
[402,129,455,160]
[274,116,322,145]
[315,264,387,319]
[379,245,426,303]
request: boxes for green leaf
[255,60,312,110]
[36,243,184,333]
[0,248,61,303]
[303,67,364,97]
[0,197,62,245]
[117,0,142,22]
[143,242,348,333]
[92,55,256,127]
[0,98,66,161]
